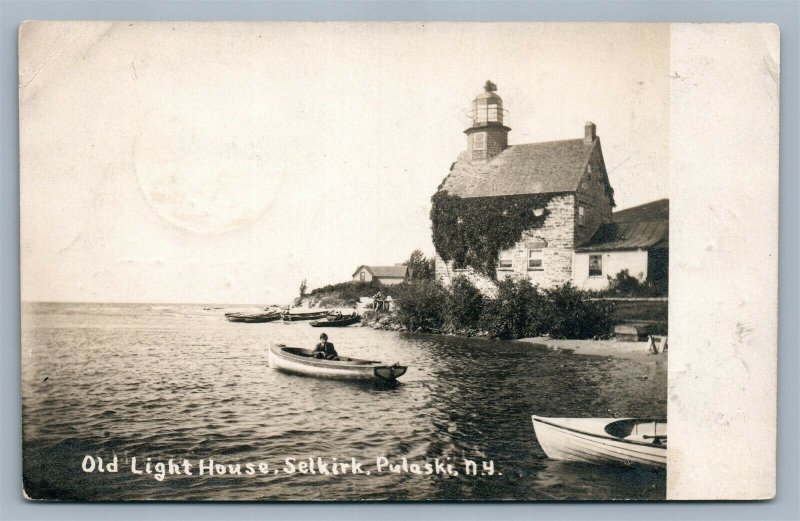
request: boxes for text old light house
[432,82,668,292]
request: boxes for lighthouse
[464,80,511,162]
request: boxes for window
[578,205,586,226]
[473,132,486,151]
[526,240,546,271]
[474,99,488,125]
[498,248,513,270]
[360,271,366,281]
[528,249,543,270]
[487,102,500,122]
[589,255,602,277]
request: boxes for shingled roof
[352,265,409,278]
[612,198,669,223]
[437,138,598,198]
[576,220,668,252]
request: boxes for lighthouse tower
[464,80,511,162]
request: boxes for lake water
[22,302,667,501]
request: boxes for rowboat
[310,314,361,327]
[268,343,407,381]
[225,311,282,323]
[531,415,666,468]
[282,311,330,322]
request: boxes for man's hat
[319,333,328,340]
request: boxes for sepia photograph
[18,21,774,502]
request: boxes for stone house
[352,265,410,285]
[433,81,616,293]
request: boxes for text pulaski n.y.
[81,455,499,481]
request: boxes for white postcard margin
[667,23,779,500]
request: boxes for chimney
[584,122,596,144]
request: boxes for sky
[20,22,670,304]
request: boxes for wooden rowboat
[268,343,407,381]
[282,311,330,322]
[225,311,281,323]
[310,314,361,327]
[531,415,666,468]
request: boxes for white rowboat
[531,415,666,468]
[268,343,407,381]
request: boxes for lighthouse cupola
[464,80,511,162]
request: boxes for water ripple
[22,302,666,500]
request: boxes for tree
[299,278,308,298]
[405,249,435,281]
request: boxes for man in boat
[313,333,339,360]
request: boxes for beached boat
[310,314,361,327]
[225,311,281,323]
[531,415,666,468]
[267,343,407,381]
[282,311,330,322]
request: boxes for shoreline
[517,336,666,362]
[231,303,666,363]
[357,309,664,362]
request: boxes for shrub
[606,269,642,294]
[541,282,614,339]
[479,278,548,339]
[444,276,484,331]
[393,281,446,332]
[592,269,668,298]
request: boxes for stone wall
[575,144,614,246]
[434,258,499,297]
[435,193,576,292]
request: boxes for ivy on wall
[430,191,553,278]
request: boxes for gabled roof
[437,138,598,198]
[576,220,669,252]
[613,199,669,223]
[352,265,409,278]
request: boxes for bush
[479,278,548,339]
[606,269,642,294]
[541,283,614,339]
[388,278,614,340]
[592,269,668,298]
[393,281,446,332]
[474,280,613,340]
[444,276,484,331]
